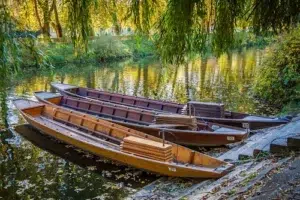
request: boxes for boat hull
[196,117,288,130]
[35,92,249,146]
[51,82,289,130]
[22,114,229,178]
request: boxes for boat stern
[34,91,63,105]
[13,99,45,117]
[51,82,79,92]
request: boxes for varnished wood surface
[51,82,289,130]
[14,99,234,178]
[35,92,249,146]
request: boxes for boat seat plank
[121,145,172,157]
[121,144,172,154]
[123,136,172,150]
[121,150,172,162]
[121,148,172,160]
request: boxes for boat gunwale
[14,99,234,177]
[35,92,248,136]
[51,83,290,127]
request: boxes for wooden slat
[121,144,172,156]
[123,136,172,150]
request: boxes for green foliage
[233,30,274,49]
[66,0,97,55]
[32,36,155,64]
[253,27,300,112]
[125,0,163,34]
[157,0,207,64]
[253,0,300,34]
[213,0,246,54]
[42,43,75,64]
[89,36,131,61]
[123,36,156,58]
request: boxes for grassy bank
[19,32,273,68]
[20,36,157,67]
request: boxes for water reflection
[0,67,9,129]
[11,49,271,116]
[0,48,273,199]
[0,125,156,199]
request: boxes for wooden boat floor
[34,116,120,151]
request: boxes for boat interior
[52,83,260,120]
[52,83,185,114]
[52,83,289,124]
[35,92,247,134]
[14,99,231,170]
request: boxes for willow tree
[65,0,97,55]
[64,0,300,63]
[0,2,18,127]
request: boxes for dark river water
[0,48,274,199]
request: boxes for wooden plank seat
[121,143,172,154]
[123,136,172,150]
[121,136,173,162]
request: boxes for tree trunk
[33,0,43,31]
[53,0,63,38]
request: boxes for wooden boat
[35,91,249,147]
[51,82,290,130]
[13,99,233,178]
[11,124,157,182]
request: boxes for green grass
[28,36,157,65]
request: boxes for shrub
[89,36,131,61]
[253,27,300,113]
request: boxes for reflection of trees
[171,65,179,97]
[154,65,163,98]
[133,64,142,96]
[12,50,262,116]
[184,63,190,100]
[0,68,8,129]
[142,64,149,98]
[86,68,96,89]
[199,58,207,99]
[0,126,144,199]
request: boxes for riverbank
[127,115,300,199]
[19,36,157,68]
[18,32,274,69]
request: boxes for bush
[89,36,131,61]
[44,43,75,63]
[123,36,156,58]
[253,27,300,113]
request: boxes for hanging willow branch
[0,3,20,73]
[125,0,163,34]
[127,0,299,64]
[253,0,300,34]
[65,0,97,55]
[212,0,246,54]
[61,0,300,63]
[156,0,207,64]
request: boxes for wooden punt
[35,91,249,147]
[51,82,290,130]
[13,99,234,178]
